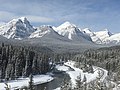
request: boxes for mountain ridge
[0,17,120,45]
[0,17,35,39]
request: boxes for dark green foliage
[0,43,52,81]
[74,45,120,81]
[0,42,77,81]
[60,75,72,90]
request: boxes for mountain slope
[82,28,95,36]
[94,29,112,41]
[54,22,92,43]
[104,33,120,44]
[0,18,102,53]
[0,17,35,39]
[24,25,97,53]
[30,25,63,38]
[82,28,113,44]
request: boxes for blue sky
[0,0,120,33]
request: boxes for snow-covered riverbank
[55,60,108,88]
[0,74,53,90]
[65,61,108,86]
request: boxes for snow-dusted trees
[28,74,34,90]
[0,43,53,81]
[60,75,72,90]
[74,45,120,83]
[95,70,103,90]
[75,73,83,90]
[4,82,10,90]
[82,75,87,90]
[75,74,88,90]
[32,55,39,75]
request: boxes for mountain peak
[63,21,74,25]
[29,25,60,38]
[82,28,92,33]
[96,29,112,36]
[8,17,28,25]
[19,17,27,22]
[103,28,108,31]
[58,21,76,29]
[0,17,35,39]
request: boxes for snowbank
[55,65,70,71]
[0,75,54,90]
[54,61,108,89]
[54,87,60,90]
[64,61,108,86]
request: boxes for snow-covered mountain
[82,28,95,36]
[0,17,35,39]
[1,17,120,45]
[82,28,113,44]
[29,25,67,39]
[54,21,92,43]
[94,29,112,41]
[82,28,101,44]
[103,33,120,44]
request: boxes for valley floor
[0,60,120,90]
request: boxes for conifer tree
[4,82,10,90]
[82,75,87,90]
[75,73,83,90]
[28,74,34,90]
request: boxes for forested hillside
[0,43,53,81]
[74,45,120,80]
[0,42,78,81]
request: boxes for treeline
[73,45,120,80]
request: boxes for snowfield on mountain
[0,17,120,45]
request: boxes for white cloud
[24,15,55,23]
[0,11,19,22]
[0,11,55,23]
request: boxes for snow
[54,87,60,90]
[83,28,120,45]
[0,17,120,45]
[54,61,120,90]
[29,27,50,38]
[0,17,35,39]
[64,61,108,86]
[104,33,120,44]
[93,29,112,44]
[0,74,53,90]
[54,21,77,40]
[53,61,108,89]
[55,65,70,71]
[29,25,60,39]
[54,22,92,42]
[94,29,112,41]
[82,28,94,36]
[57,21,76,29]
